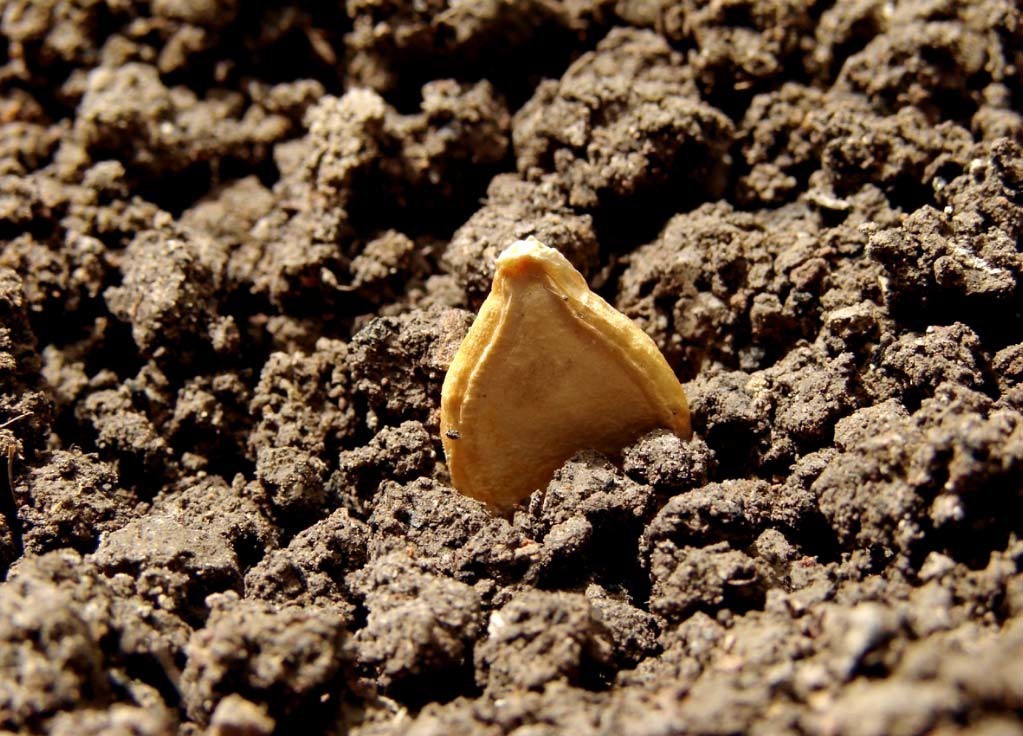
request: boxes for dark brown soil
[0,1,1020,734]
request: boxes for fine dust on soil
[0,1,1020,735]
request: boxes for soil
[0,1,1020,734]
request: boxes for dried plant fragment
[441,238,691,509]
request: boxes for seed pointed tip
[496,236,552,262]
[495,237,568,279]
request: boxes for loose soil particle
[0,1,1020,734]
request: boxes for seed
[440,237,691,509]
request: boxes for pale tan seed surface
[440,238,691,509]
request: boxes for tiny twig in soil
[0,411,30,430]
[0,412,30,556]
[0,444,24,556]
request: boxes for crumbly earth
[0,1,1020,734]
